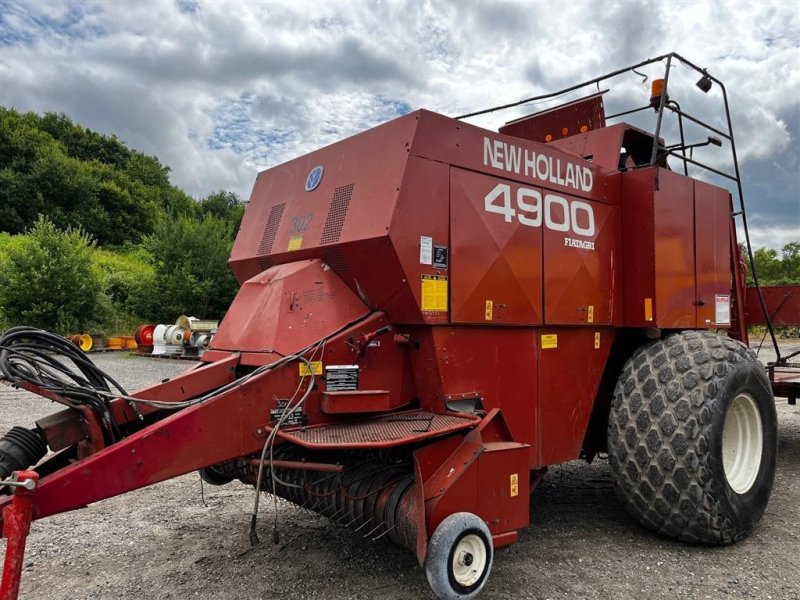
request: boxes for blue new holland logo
[305,165,324,192]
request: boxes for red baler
[2,53,798,599]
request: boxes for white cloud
[1,0,797,246]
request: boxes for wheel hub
[722,392,763,494]
[451,534,487,587]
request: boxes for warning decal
[715,295,731,325]
[419,236,433,265]
[541,334,558,349]
[421,275,448,312]
[299,361,323,376]
[510,473,519,497]
[287,235,303,251]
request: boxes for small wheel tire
[425,512,493,600]
[608,331,777,544]
[199,466,234,486]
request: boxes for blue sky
[1,0,798,248]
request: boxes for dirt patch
[1,351,798,599]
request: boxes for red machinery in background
[2,53,798,599]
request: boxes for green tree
[197,190,246,234]
[0,217,102,333]
[751,242,800,285]
[781,242,800,281]
[145,214,239,321]
[0,107,197,243]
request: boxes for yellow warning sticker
[588,305,594,323]
[299,361,323,376]
[287,235,303,251]
[644,297,653,322]
[510,473,519,497]
[541,334,558,349]
[594,332,601,349]
[421,275,448,312]
[485,300,494,320]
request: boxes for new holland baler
[2,53,797,599]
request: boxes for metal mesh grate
[280,410,479,448]
[323,247,348,272]
[258,203,285,256]
[320,184,354,245]
[257,256,273,270]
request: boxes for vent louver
[320,184,354,245]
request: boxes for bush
[92,246,156,334]
[145,214,239,322]
[0,216,102,333]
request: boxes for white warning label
[420,236,433,265]
[715,294,731,325]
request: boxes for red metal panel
[320,390,395,414]
[620,168,656,327]
[499,92,607,143]
[543,197,617,325]
[694,180,732,327]
[654,169,696,328]
[423,327,538,465]
[210,259,368,355]
[230,113,418,282]
[745,285,800,326]
[410,111,617,206]
[537,328,614,465]
[569,123,626,172]
[389,156,451,325]
[476,442,531,533]
[450,168,543,324]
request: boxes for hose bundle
[0,327,127,441]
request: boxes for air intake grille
[323,247,348,272]
[320,184,354,245]
[258,203,285,256]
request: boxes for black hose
[0,327,126,442]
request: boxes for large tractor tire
[608,331,777,544]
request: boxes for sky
[1,0,798,249]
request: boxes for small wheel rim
[451,533,487,588]
[722,392,763,494]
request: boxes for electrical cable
[0,327,126,441]
[248,341,323,546]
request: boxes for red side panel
[694,181,732,327]
[409,327,538,464]
[654,169,696,328]
[537,328,614,465]
[499,92,607,143]
[745,285,800,326]
[210,259,368,355]
[230,113,417,282]
[390,156,451,325]
[450,168,543,325]
[543,198,617,325]
[621,169,656,327]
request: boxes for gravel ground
[1,345,799,600]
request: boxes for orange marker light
[561,127,569,136]
[580,124,589,133]
[544,134,553,142]
[650,78,668,107]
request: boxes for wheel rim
[722,393,763,494]
[451,534,487,588]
